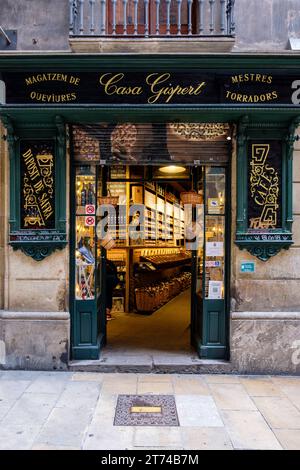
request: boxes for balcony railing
[69,0,235,37]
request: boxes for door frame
[70,157,231,361]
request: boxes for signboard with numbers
[248,141,282,230]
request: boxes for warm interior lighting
[158,165,186,174]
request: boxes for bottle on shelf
[80,274,87,299]
[87,183,95,205]
[81,185,87,206]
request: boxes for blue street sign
[240,261,256,273]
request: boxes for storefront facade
[0,53,300,373]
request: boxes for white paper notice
[206,241,223,257]
[208,281,223,299]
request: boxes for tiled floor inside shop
[0,370,300,450]
[106,288,192,356]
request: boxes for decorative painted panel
[248,141,282,230]
[20,140,55,230]
[2,115,67,261]
[235,116,300,261]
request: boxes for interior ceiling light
[158,165,186,174]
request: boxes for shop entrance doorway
[101,168,194,359]
[70,123,230,362]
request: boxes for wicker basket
[180,190,203,206]
[100,231,116,250]
[98,190,119,207]
[135,290,156,312]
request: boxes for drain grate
[114,395,179,426]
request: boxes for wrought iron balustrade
[69,0,235,37]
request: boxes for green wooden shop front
[0,54,299,361]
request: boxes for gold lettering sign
[98,72,207,105]
[169,123,230,141]
[21,142,55,229]
[24,73,80,103]
[226,73,279,104]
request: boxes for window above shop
[69,0,235,53]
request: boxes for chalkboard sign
[20,140,55,230]
[248,140,282,230]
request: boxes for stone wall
[231,131,300,312]
[0,0,70,51]
[0,125,71,370]
[0,0,300,53]
[234,0,300,51]
[230,129,300,374]
[0,123,5,310]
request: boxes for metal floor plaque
[114,395,179,426]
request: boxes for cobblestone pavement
[0,371,300,450]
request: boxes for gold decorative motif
[168,123,230,141]
[23,175,44,227]
[249,144,279,229]
[36,154,54,197]
[111,123,137,160]
[22,146,55,228]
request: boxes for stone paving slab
[133,426,182,448]
[208,383,258,411]
[0,425,42,450]
[252,396,300,429]
[55,381,101,410]
[220,410,282,450]
[1,392,59,427]
[83,425,134,450]
[175,395,223,427]
[180,427,233,450]
[34,407,94,448]
[273,429,300,450]
[0,379,32,402]
[0,371,300,450]
[239,377,283,397]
